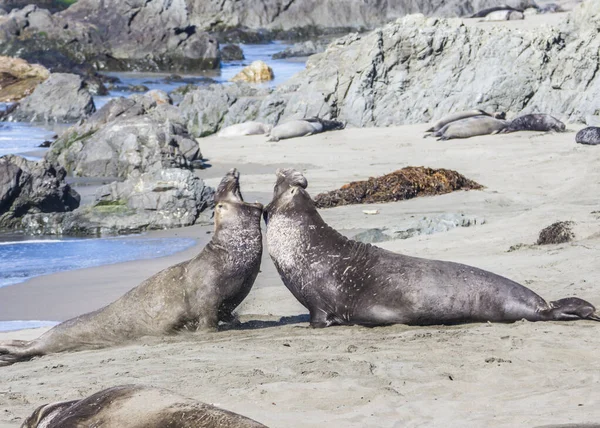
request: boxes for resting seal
[264,168,600,327]
[470,6,522,18]
[218,121,272,137]
[500,114,566,133]
[22,384,267,427]
[433,115,508,140]
[576,127,600,145]
[267,117,345,142]
[425,110,506,135]
[483,10,524,20]
[0,169,263,366]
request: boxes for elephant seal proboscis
[500,114,566,133]
[576,127,600,145]
[0,169,263,366]
[22,384,267,428]
[218,121,272,137]
[433,115,508,140]
[263,168,600,327]
[267,117,345,142]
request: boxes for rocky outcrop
[221,44,245,61]
[179,83,273,137]
[210,3,600,128]
[272,41,326,59]
[0,4,220,72]
[7,73,95,123]
[0,155,80,229]
[22,168,215,235]
[230,60,274,83]
[0,56,49,102]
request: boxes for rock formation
[0,56,49,102]
[230,60,274,83]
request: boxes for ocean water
[0,117,56,158]
[0,320,59,332]
[0,236,197,288]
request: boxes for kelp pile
[537,221,575,245]
[313,167,483,208]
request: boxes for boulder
[0,56,49,102]
[272,41,326,59]
[230,60,274,83]
[221,44,245,61]
[8,73,95,123]
[22,168,214,235]
[0,154,80,229]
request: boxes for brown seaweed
[313,166,483,208]
[537,221,575,245]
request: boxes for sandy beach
[1,122,599,427]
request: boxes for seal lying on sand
[22,384,267,428]
[218,121,272,137]
[483,10,524,20]
[433,115,508,140]
[267,117,345,142]
[575,127,600,145]
[425,110,506,134]
[470,6,522,18]
[0,169,263,366]
[500,114,566,133]
[264,168,600,327]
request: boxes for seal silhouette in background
[264,168,600,327]
[0,169,263,365]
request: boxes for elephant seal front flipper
[264,168,600,327]
[0,169,263,366]
[22,385,268,427]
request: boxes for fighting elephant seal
[500,114,566,133]
[218,121,272,137]
[22,384,267,428]
[264,168,600,327]
[267,117,345,142]
[576,127,600,145]
[433,115,508,140]
[0,169,263,366]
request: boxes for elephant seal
[500,114,566,133]
[425,110,506,134]
[0,169,263,366]
[433,115,508,140]
[576,127,600,145]
[22,384,267,428]
[470,6,522,18]
[483,10,524,20]
[267,117,345,142]
[218,121,272,137]
[263,168,600,327]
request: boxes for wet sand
[1,122,600,427]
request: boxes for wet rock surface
[313,167,483,208]
[0,155,80,230]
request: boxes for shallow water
[0,236,196,289]
[0,121,55,158]
[0,320,59,332]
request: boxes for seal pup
[218,121,272,137]
[264,168,600,327]
[576,127,600,145]
[500,114,566,133]
[433,115,508,140]
[22,384,267,428]
[267,117,345,142]
[0,169,263,366]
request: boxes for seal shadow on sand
[218,314,310,331]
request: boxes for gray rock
[394,213,485,239]
[353,228,393,243]
[22,168,214,235]
[221,44,245,61]
[0,154,80,230]
[8,73,95,123]
[272,41,326,59]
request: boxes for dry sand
[1,123,600,427]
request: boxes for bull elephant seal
[267,117,345,142]
[0,169,263,366]
[263,168,600,327]
[576,127,600,145]
[218,121,272,137]
[500,114,566,133]
[433,115,508,140]
[22,384,267,428]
